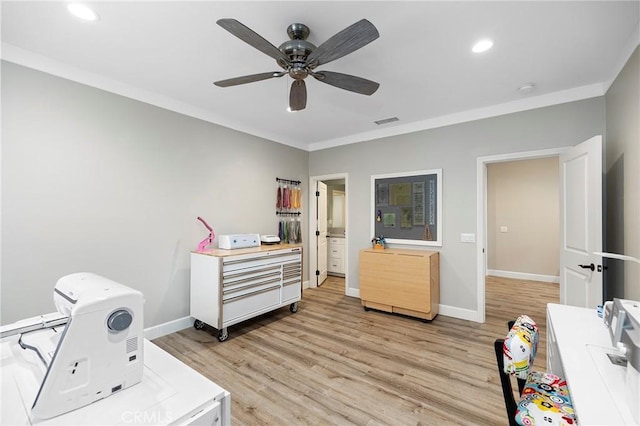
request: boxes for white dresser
[190,245,302,341]
[327,237,345,276]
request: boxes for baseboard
[346,287,360,299]
[144,316,193,340]
[438,304,480,322]
[303,279,311,289]
[487,269,559,284]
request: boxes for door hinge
[316,230,320,236]
[315,270,320,276]
[316,191,320,197]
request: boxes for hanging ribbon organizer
[276,177,302,244]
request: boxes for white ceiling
[2,1,639,151]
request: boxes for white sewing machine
[1,273,231,425]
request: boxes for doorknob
[578,263,595,271]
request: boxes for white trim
[346,288,360,299]
[487,269,560,284]
[143,316,192,341]
[476,147,569,323]
[308,173,349,295]
[438,305,479,323]
[308,84,604,151]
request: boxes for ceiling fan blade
[217,19,290,65]
[289,80,307,111]
[306,19,379,67]
[214,71,285,87]
[312,71,379,95]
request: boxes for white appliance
[23,273,144,419]
[218,233,260,249]
[1,273,231,425]
[260,234,281,244]
[603,298,640,424]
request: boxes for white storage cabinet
[190,245,302,341]
[327,237,345,275]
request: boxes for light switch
[500,226,508,233]
[461,233,476,243]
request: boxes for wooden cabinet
[190,245,302,341]
[327,237,345,275]
[359,248,439,320]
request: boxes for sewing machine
[1,273,230,425]
[604,298,640,424]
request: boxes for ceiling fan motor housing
[279,24,316,79]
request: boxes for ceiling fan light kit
[213,18,380,111]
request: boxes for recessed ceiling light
[472,39,494,53]
[67,3,99,21]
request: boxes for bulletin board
[371,169,442,246]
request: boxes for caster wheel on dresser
[217,328,229,342]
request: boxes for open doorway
[308,173,348,294]
[476,148,567,322]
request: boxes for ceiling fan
[213,18,380,111]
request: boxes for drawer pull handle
[223,284,280,304]
[223,271,281,287]
[223,278,281,295]
[224,253,300,265]
[224,265,281,277]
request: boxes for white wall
[487,157,559,277]
[310,98,605,317]
[605,46,640,301]
[1,61,309,327]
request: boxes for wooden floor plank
[153,275,559,425]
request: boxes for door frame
[476,147,570,322]
[308,173,349,292]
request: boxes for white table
[547,303,636,425]
[1,337,231,425]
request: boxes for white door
[316,181,328,286]
[559,135,603,307]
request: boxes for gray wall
[1,61,309,327]
[310,98,605,314]
[605,46,640,301]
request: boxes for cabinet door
[360,251,431,311]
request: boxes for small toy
[196,216,215,252]
[371,235,386,250]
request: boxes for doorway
[308,173,349,294]
[476,147,567,322]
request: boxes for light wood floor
[153,275,559,425]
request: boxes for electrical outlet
[500,226,508,233]
[461,233,476,243]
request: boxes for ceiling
[2,1,638,151]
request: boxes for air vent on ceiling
[374,117,399,125]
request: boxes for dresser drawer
[328,237,344,246]
[328,244,344,258]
